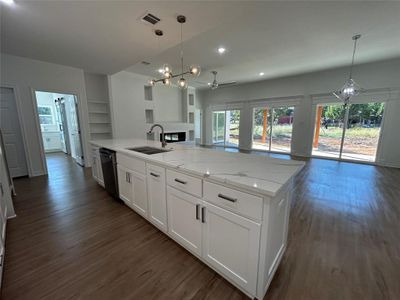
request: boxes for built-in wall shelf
[145,109,154,124]
[144,86,153,101]
[88,100,109,104]
[188,130,195,141]
[189,112,195,124]
[87,98,112,139]
[89,111,109,114]
[189,94,194,106]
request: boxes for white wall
[84,72,109,101]
[0,53,91,176]
[109,71,193,140]
[201,58,400,167]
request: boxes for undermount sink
[126,146,171,155]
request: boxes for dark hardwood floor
[2,151,400,300]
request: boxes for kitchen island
[90,139,304,299]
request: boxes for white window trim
[311,88,400,105]
[38,105,55,125]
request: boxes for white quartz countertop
[90,139,305,197]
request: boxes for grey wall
[84,72,109,101]
[201,58,400,167]
[0,53,91,176]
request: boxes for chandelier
[149,15,200,89]
[333,34,362,106]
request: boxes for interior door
[54,98,70,154]
[0,87,28,177]
[69,97,84,166]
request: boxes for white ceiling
[2,1,400,86]
[0,1,247,74]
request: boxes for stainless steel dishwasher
[99,148,119,199]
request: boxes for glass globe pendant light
[333,34,362,106]
[189,65,201,77]
[150,15,200,88]
[162,63,172,79]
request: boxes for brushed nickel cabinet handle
[150,172,160,178]
[174,178,187,185]
[196,204,200,220]
[218,193,237,203]
[201,207,206,223]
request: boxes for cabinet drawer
[166,169,202,197]
[117,153,146,175]
[203,181,263,221]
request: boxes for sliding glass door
[212,111,225,145]
[341,103,384,161]
[312,102,384,162]
[312,104,345,158]
[212,110,240,147]
[252,106,294,153]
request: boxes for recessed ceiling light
[1,0,14,4]
[218,47,226,54]
[259,72,264,76]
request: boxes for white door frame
[31,88,88,175]
[0,84,33,177]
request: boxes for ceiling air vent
[141,61,151,65]
[141,13,161,25]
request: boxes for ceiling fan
[196,71,236,90]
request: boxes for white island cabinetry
[116,153,148,218]
[147,163,168,232]
[90,139,304,299]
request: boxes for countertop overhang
[90,139,305,197]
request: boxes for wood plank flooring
[1,152,400,300]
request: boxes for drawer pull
[150,172,160,178]
[196,204,200,220]
[174,178,187,185]
[218,193,237,203]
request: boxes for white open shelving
[88,99,112,139]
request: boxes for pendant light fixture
[333,34,362,106]
[149,15,200,88]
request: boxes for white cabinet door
[147,164,167,232]
[167,187,202,256]
[96,156,104,186]
[202,202,261,295]
[91,155,98,181]
[130,171,148,218]
[117,165,132,204]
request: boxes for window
[312,102,384,162]
[212,110,240,147]
[38,106,54,125]
[252,106,294,153]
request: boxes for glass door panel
[225,110,240,147]
[341,102,384,162]
[270,107,294,153]
[252,108,272,151]
[312,104,346,159]
[212,111,225,145]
